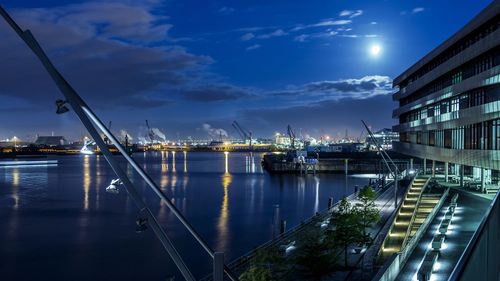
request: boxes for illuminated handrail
[377,173,417,259]
[401,176,431,249]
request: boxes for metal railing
[401,176,431,249]
[0,6,236,281]
[449,190,500,281]
[377,173,418,259]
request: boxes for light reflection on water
[0,152,377,280]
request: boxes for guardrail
[401,177,431,249]
[449,190,500,281]
[377,173,418,259]
[399,187,449,265]
[199,179,397,281]
[372,182,449,281]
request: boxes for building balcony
[392,66,500,118]
[393,28,500,101]
[393,100,500,133]
[392,141,500,170]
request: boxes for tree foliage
[327,198,364,268]
[355,185,381,245]
[295,228,337,281]
[239,246,285,281]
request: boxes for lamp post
[12,136,17,153]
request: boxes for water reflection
[172,151,176,172]
[183,151,187,173]
[245,152,255,173]
[95,155,101,210]
[12,168,19,209]
[83,155,90,211]
[313,176,320,213]
[217,152,232,251]
[161,151,169,189]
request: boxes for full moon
[370,44,381,56]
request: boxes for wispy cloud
[339,10,363,18]
[218,6,235,15]
[257,29,287,39]
[412,7,425,14]
[240,32,255,41]
[246,44,261,51]
[292,19,352,31]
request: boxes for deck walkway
[396,188,492,281]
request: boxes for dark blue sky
[0,0,493,141]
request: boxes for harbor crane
[232,121,253,150]
[287,124,296,149]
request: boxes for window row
[400,85,500,124]
[399,119,500,150]
[400,15,500,89]
[400,48,500,106]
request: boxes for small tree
[355,185,381,245]
[239,246,285,281]
[327,198,363,268]
[295,228,337,281]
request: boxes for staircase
[380,176,429,259]
[409,195,441,238]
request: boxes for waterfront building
[366,128,399,150]
[392,1,500,192]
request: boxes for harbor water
[0,152,378,280]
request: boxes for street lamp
[12,136,17,153]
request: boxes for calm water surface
[0,152,376,280]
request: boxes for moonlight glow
[370,44,381,56]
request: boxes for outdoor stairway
[409,195,441,237]
[380,176,429,259]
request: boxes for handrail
[449,190,500,280]
[0,6,234,281]
[377,173,417,259]
[400,187,449,264]
[401,176,431,249]
[203,179,397,281]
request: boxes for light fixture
[136,217,148,233]
[106,178,122,194]
[55,99,69,114]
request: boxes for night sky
[0,0,493,141]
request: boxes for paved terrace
[396,186,492,281]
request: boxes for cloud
[370,21,377,25]
[218,6,235,15]
[240,94,395,137]
[240,32,255,41]
[202,124,228,138]
[272,75,394,100]
[257,29,287,39]
[0,2,212,109]
[339,10,363,18]
[294,34,309,42]
[151,128,166,141]
[118,129,133,142]
[246,44,261,51]
[412,7,425,14]
[180,84,254,102]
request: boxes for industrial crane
[287,124,296,149]
[232,121,253,150]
